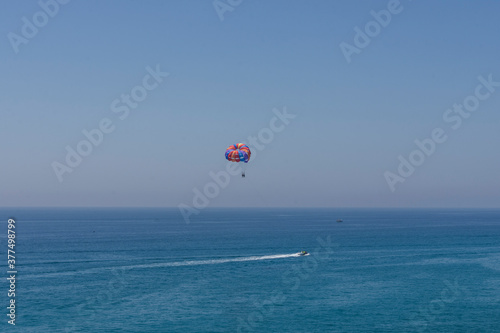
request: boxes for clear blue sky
[1,0,499,208]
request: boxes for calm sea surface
[1,208,499,332]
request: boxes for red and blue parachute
[225,143,251,163]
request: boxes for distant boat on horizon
[336,219,343,223]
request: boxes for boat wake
[23,253,305,279]
[125,253,303,270]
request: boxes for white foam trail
[122,253,303,270]
[21,253,305,279]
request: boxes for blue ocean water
[1,208,499,332]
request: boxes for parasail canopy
[225,143,251,163]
